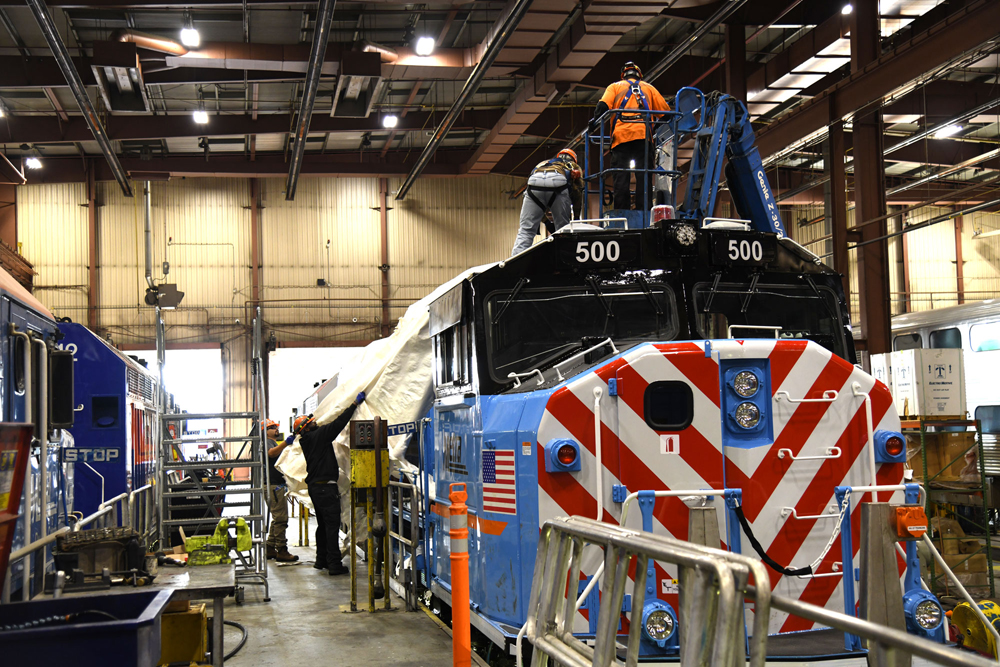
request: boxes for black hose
[732,504,812,577]
[223,620,248,661]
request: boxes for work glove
[284,435,295,445]
[588,118,600,135]
[355,392,366,406]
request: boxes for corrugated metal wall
[17,174,523,350]
[17,183,89,315]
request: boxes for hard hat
[621,61,642,80]
[263,419,278,429]
[557,148,577,163]
[293,415,314,431]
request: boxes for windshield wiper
[636,275,663,316]
[703,272,723,312]
[492,277,529,325]
[802,274,840,322]
[740,273,760,313]
[587,277,615,320]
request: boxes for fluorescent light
[180,27,200,48]
[382,114,398,129]
[932,124,962,139]
[25,157,41,169]
[841,4,853,14]
[193,109,209,124]
[415,36,435,56]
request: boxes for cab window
[893,333,922,351]
[929,328,961,349]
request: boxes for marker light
[25,157,42,169]
[874,429,907,463]
[733,371,759,397]
[629,159,636,169]
[382,114,399,129]
[885,435,904,457]
[415,36,435,56]
[193,109,209,124]
[734,402,760,429]
[557,444,577,465]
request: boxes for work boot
[266,545,278,560]
[275,548,299,563]
[313,561,328,570]
[328,564,349,576]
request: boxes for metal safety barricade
[524,516,996,667]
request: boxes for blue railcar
[58,323,157,520]
[0,266,75,601]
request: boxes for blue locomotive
[416,90,937,662]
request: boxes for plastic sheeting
[275,264,491,538]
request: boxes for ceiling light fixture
[841,4,853,14]
[180,13,200,48]
[382,114,399,129]
[932,124,962,139]
[415,36,435,57]
[193,107,209,124]
[25,156,42,169]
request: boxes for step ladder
[154,307,270,601]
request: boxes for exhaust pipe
[144,182,155,290]
[111,29,189,57]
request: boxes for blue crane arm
[725,102,786,237]
[677,92,786,237]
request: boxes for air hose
[731,504,812,577]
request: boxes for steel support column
[724,24,746,103]
[250,178,261,307]
[824,121,849,296]
[851,0,891,355]
[379,178,391,338]
[87,161,99,330]
[954,211,965,305]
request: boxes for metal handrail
[388,479,419,612]
[525,515,997,667]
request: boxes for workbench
[50,563,236,667]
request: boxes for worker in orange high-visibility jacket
[591,61,670,211]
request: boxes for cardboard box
[890,348,966,418]
[870,353,892,389]
[159,602,206,665]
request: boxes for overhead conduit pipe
[285,0,338,201]
[25,0,133,197]
[144,181,155,290]
[359,39,398,63]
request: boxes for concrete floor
[225,517,457,666]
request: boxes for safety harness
[526,158,573,232]
[611,79,655,141]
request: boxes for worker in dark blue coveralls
[288,392,365,575]
[591,61,670,210]
[511,148,584,256]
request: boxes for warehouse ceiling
[0,0,995,203]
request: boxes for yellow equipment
[950,600,1000,657]
[348,417,392,613]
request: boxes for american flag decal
[482,450,517,515]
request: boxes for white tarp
[275,264,492,536]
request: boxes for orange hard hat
[557,148,577,163]
[293,415,314,431]
[263,419,278,429]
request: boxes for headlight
[733,371,759,397]
[674,223,697,246]
[644,609,674,641]
[734,402,760,429]
[914,600,943,629]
